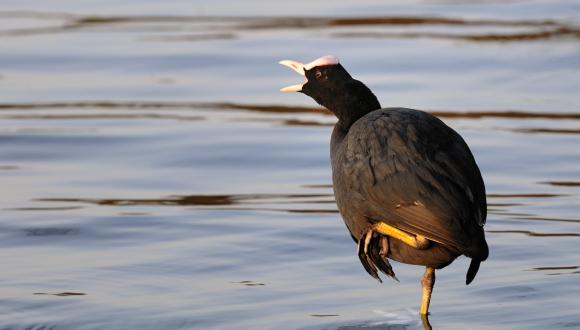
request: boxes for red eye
[315,70,322,79]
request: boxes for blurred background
[1,1,579,329]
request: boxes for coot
[279,55,488,316]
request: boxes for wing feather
[335,108,486,253]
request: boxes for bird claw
[357,229,398,282]
[376,235,399,281]
[357,230,382,283]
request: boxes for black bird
[279,55,488,316]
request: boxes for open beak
[279,60,306,92]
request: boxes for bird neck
[329,81,381,131]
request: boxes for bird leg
[372,222,431,249]
[421,313,433,330]
[420,266,436,315]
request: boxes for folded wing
[338,108,486,254]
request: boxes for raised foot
[373,222,431,249]
[357,229,398,282]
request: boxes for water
[1,1,579,329]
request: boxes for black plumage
[332,108,488,282]
[280,55,488,315]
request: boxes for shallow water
[1,1,580,329]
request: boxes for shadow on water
[1,11,579,42]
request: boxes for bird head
[279,55,380,128]
[279,55,349,107]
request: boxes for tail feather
[465,228,488,285]
[466,258,480,285]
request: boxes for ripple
[301,184,333,189]
[531,266,579,271]
[6,206,83,211]
[487,193,567,198]
[510,216,580,224]
[35,193,335,206]
[538,181,580,187]
[487,230,580,237]
[0,165,20,170]
[0,101,322,114]
[33,292,86,297]
[2,101,580,121]
[3,113,205,121]
[25,228,79,236]
[33,193,341,215]
[513,128,580,135]
[0,11,577,43]
[529,266,580,276]
[231,280,266,287]
[333,27,580,42]
[141,33,237,42]
[310,314,340,318]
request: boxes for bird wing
[337,108,486,252]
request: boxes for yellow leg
[421,313,432,330]
[420,267,435,315]
[373,222,430,249]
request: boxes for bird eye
[315,70,322,79]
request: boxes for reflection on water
[1,0,579,329]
